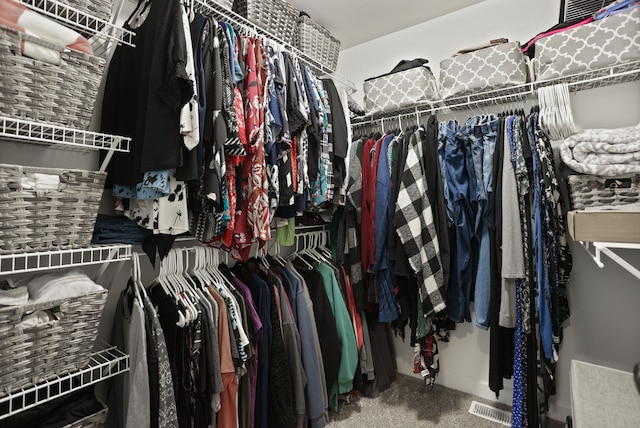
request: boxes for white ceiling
[286,0,486,50]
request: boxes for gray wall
[336,0,640,421]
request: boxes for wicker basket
[232,0,298,44]
[216,0,234,10]
[31,0,114,23]
[567,174,640,210]
[294,13,340,71]
[63,407,108,428]
[0,289,108,395]
[0,164,107,254]
[0,26,105,130]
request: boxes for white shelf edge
[579,241,640,280]
[18,0,135,47]
[0,116,130,153]
[0,346,130,420]
[0,244,133,276]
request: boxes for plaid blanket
[393,132,445,316]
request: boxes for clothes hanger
[130,252,144,308]
[157,250,187,327]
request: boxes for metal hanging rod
[193,0,356,92]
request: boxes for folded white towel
[25,269,103,304]
[0,286,29,306]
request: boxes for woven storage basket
[63,406,108,428]
[294,13,340,71]
[31,0,114,23]
[0,26,105,130]
[0,289,108,395]
[567,174,640,210]
[216,0,234,10]
[232,0,298,44]
[0,164,107,254]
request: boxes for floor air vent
[468,400,512,426]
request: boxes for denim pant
[472,115,498,330]
[441,118,475,323]
[441,116,498,325]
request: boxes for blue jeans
[473,115,498,329]
[442,119,475,323]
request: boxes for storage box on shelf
[363,62,440,116]
[232,0,298,43]
[535,6,640,81]
[293,13,340,72]
[0,164,107,255]
[0,288,108,395]
[439,41,530,99]
[568,210,640,244]
[566,174,640,210]
[0,26,105,130]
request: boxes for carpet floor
[326,374,565,427]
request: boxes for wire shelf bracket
[0,244,133,276]
[580,241,640,281]
[18,0,135,47]
[0,346,130,421]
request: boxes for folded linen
[17,269,104,304]
[0,285,28,306]
[560,125,640,176]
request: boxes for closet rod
[193,0,357,92]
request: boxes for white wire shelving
[580,241,640,281]
[18,0,135,47]
[194,0,356,91]
[352,60,640,125]
[0,244,133,276]
[0,346,129,421]
[0,116,130,153]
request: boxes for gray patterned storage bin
[535,7,640,81]
[363,65,440,116]
[439,41,529,99]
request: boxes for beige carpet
[326,374,565,428]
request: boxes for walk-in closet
[0,0,638,427]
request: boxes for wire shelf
[194,0,356,91]
[0,244,133,276]
[18,0,135,47]
[0,345,129,420]
[0,116,130,153]
[352,60,640,124]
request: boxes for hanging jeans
[441,118,475,323]
[472,115,498,329]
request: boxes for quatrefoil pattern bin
[439,41,529,99]
[535,7,640,81]
[363,66,440,116]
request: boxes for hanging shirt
[101,0,193,185]
[315,263,358,411]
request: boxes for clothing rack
[193,0,357,93]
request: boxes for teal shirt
[316,263,358,411]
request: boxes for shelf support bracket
[580,241,640,280]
